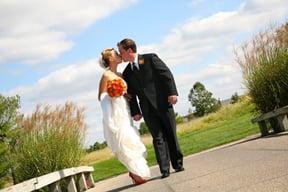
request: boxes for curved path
[89,132,288,192]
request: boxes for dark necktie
[132,62,142,86]
[132,62,139,72]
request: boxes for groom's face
[118,45,131,62]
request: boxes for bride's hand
[133,114,142,121]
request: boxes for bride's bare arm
[98,74,108,100]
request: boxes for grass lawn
[91,98,259,182]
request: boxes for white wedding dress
[100,83,150,178]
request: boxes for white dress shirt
[130,54,139,70]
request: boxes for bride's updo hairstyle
[99,48,115,69]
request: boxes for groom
[118,38,184,178]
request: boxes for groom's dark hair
[118,38,137,53]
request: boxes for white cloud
[7,54,129,146]
[11,59,102,101]
[0,30,73,64]
[0,0,137,64]
[8,58,108,145]
[139,0,288,67]
[138,0,288,114]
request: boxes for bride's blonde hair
[99,48,115,69]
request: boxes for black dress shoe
[161,171,170,178]
[175,167,185,172]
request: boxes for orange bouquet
[107,79,126,98]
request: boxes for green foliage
[87,141,107,152]
[0,144,8,188]
[236,22,288,113]
[0,95,20,188]
[139,122,149,135]
[175,112,184,124]
[230,92,240,104]
[188,82,221,117]
[12,102,86,183]
[186,113,195,121]
[0,95,20,143]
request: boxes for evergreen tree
[230,92,240,104]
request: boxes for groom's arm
[123,70,142,117]
[128,91,141,116]
[151,54,178,96]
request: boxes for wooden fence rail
[0,166,95,192]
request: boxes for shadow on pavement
[104,176,161,192]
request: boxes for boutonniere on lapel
[138,57,145,65]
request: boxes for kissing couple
[98,38,184,185]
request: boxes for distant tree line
[86,141,107,152]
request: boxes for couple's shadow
[104,176,161,192]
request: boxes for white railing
[1,166,95,192]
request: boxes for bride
[98,48,150,185]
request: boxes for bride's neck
[109,66,117,73]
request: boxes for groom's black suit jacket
[123,53,178,117]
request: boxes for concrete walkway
[89,132,288,192]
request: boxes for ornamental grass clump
[235,22,288,113]
[12,102,86,183]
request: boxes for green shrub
[175,113,184,124]
[86,141,107,152]
[236,23,288,113]
[185,113,195,120]
[12,102,86,183]
[139,122,149,135]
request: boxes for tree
[139,122,149,135]
[230,92,239,104]
[0,95,20,187]
[188,82,221,117]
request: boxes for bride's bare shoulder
[103,71,122,80]
[103,70,111,76]
[99,73,111,88]
[102,71,114,80]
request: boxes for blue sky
[1,0,244,90]
[1,0,288,146]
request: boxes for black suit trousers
[143,102,183,173]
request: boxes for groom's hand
[168,95,178,105]
[133,114,142,121]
